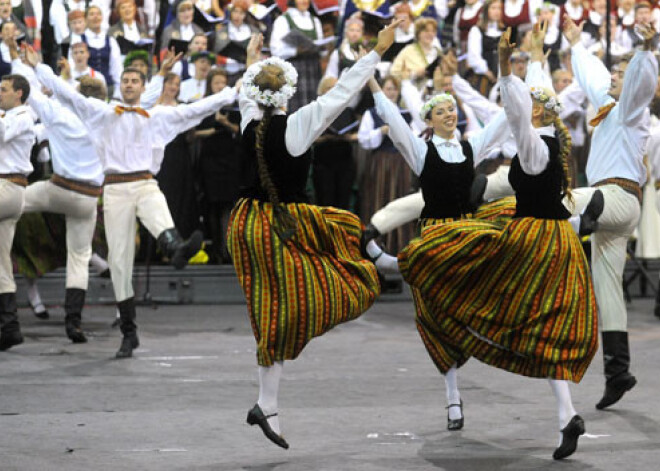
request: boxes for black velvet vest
[419,140,476,219]
[240,115,312,203]
[508,135,571,220]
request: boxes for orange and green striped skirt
[400,215,598,383]
[228,198,381,366]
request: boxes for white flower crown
[242,57,298,108]
[419,93,457,120]
[530,88,563,113]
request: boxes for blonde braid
[553,116,573,204]
[253,66,298,240]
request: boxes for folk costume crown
[530,87,563,114]
[243,57,298,108]
[420,93,457,120]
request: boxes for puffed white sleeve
[499,74,550,175]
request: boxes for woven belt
[655,181,660,191]
[103,171,153,185]
[0,173,28,187]
[51,174,102,197]
[500,158,513,166]
[593,178,642,204]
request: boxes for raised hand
[21,44,39,68]
[562,14,583,47]
[530,20,548,62]
[498,28,516,76]
[246,33,263,67]
[636,23,659,51]
[374,18,404,57]
[159,47,183,76]
[58,57,71,80]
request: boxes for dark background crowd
[2,0,660,267]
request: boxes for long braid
[253,66,298,240]
[554,116,573,204]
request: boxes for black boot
[469,173,488,209]
[579,190,604,236]
[596,331,637,409]
[64,288,87,343]
[0,293,23,351]
[654,288,660,319]
[115,298,139,359]
[157,228,204,270]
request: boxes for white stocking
[258,361,284,435]
[548,379,577,443]
[444,365,462,420]
[366,240,400,275]
[89,253,109,272]
[26,278,46,314]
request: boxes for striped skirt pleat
[400,215,598,383]
[228,198,381,366]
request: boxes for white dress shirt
[0,42,10,63]
[28,89,104,186]
[179,23,196,41]
[239,50,381,157]
[467,23,502,75]
[0,104,35,175]
[372,90,510,176]
[270,8,324,60]
[13,58,103,184]
[49,0,106,44]
[648,116,660,182]
[70,66,108,87]
[82,29,122,87]
[500,74,555,175]
[172,60,196,79]
[571,42,658,186]
[452,2,483,46]
[122,22,142,42]
[179,77,207,103]
[35,63,237,175]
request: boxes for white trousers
[23,180,98,290]
[370,167,516,234]
[565,185,640,332]
[0,180,25,294]
[483,165,514,202]
[370,191,423,235]
[103,179,174,302]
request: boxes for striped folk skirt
[400,214,598,383]
[228,198,381,366]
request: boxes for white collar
[290,8,310,18]
[536,125,555,137]
[5,104,29,117]
[85,28,104,38]
[431,134,461,147]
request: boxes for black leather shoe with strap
[246,404,290,449]
[446,400,464,431]
[553,415,585,460]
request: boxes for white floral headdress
[242,57,298,108]
[420,93,457,120]
[530,87,563,114]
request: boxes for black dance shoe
[446,400,464,431]
[0,330,23,351]
[596,373,637,410]
[553,415,585,460]
[31,302,49,320]
[579,190,604,236]
[115,334,139,359]
[246,404,289,449]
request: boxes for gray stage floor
[2,298,660,470]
